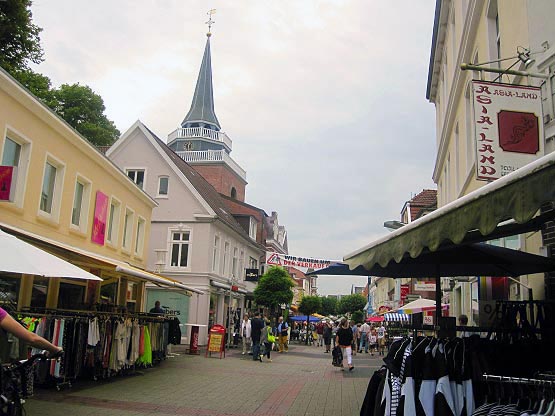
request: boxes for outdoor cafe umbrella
[289,315,321,322]
[394,298,448,315]
[0,229,101,280]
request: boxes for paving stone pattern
[25,343,384,415]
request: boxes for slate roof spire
[181,31,221,131]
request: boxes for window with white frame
[222,242,230,275]
[170,230,190,267]
[1,135,30,205]
[232,247,238,278]
[135,217,146,257]
[122,208,134,251]
[39,156,65,219]
[249,256,258,269]
[249,217,257,240]
[158,176,169,196]
[126,169,145,189]
[107,198,121,245]
[239,250,244,280]
[212,235,220,272]
[71,176,91,231]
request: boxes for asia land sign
[472,81,544,181]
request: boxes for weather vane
[206,9,216,37]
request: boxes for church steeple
[181,33,221,131]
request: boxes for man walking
[359,321,370,353]
[277,316,289,353]
[250,312,264,361]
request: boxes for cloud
[30,0,437,294]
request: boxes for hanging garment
[360,367,387,416]
[137,325,152,366]
[434,341,456,416]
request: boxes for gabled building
[107,121,265,344]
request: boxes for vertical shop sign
[472,81,543,181]
[0,166,14,201]
[400,284,410,305]
[91,191,108,245]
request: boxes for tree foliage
[298,296,322,317]
[351,310,364,324]
[253,267,294,313]
[51,83,120,146]
[338,294,367,315]
[0,0,43,72]
[1,2,120,146]
[319,296,337,316]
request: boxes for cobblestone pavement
[25,343,385,415]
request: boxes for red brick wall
[193,164,246,202]
[221,197,266,244]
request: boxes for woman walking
[260,318,273,362]
[335,317,354,371]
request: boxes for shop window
[58,281,85,310]
[170,231,190,268]
[126,281,138,312]
[100,279,118,307]
[0,274,21,310]
[126,169,145,189]
[30,276,49,308]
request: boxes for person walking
[350,320,358,356]
[323,319,332,353]
[277,316,289,353]
[335,317,354,371]
[377,323,387,356]
[240,314,251,355]
[316,321,324,347]
[369,326,377,356]
[359,321,370,353]
[260,318,273,362]
[250,312,264,361]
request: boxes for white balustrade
[175,150,247,181]
[168,127,232,149]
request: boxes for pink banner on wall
[91,191,108,245]
[0,166,14,201]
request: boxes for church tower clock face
[184,141,193,150]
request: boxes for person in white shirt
[359,322,371,353]
[240,314,251,355]
[377,324,387,356]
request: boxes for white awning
[115,264,203,295]
[383,313,410,322]
[0,229,101,281]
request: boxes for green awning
[344,151,555,271]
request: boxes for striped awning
[383,313,410,322]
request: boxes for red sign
[231,285,239,292]
[189,325,200,355]
[378,305,391,314]
[498,111,539,154]
[91,191,108,245]
[400,284,410,302]
[0,166,14,201]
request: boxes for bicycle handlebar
[4,350,63,371]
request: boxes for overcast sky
[30,1,437,295]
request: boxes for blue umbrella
[289,315,320,322]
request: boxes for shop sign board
[206,324,226,359]
[414,282,436,292]
[423,315,434,325]
[245,268,259,281]
[400,284,410,303]
[472,81,544,181]
[478,300,503,327]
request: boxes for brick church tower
[167,28,247,202]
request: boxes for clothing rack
[483,373,555,387]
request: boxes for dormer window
[249,217,257,240]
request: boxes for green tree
[11,68,54,103]
[51,83,120,146]
[319,296,337,316]
[338,294,367,315]
[0,0,43,73]
[351,310,364,324]
[253,267,294,318]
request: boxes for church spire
[181,10,221,131]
